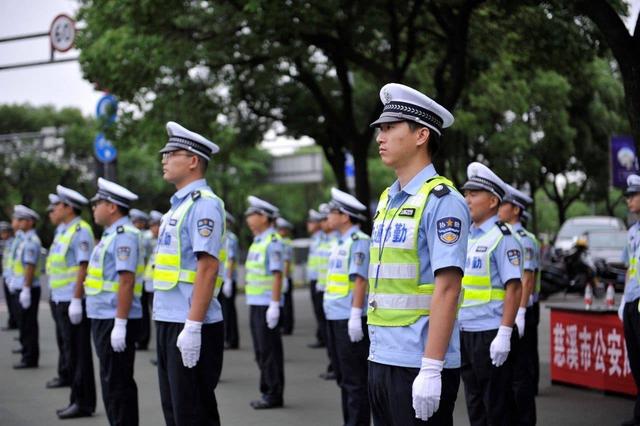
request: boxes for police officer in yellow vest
[3,217,21,335]
[324,187,371,426]
[87,178,144,426]
[219,211,240,350]
[130,209,153,351]
[460,162,522,426]
[620,174,640,426]
[245,195,286,409]
[10,205,43,369]
[306,208,326,349]
[142,209,162,362]
[46,185,97,419]
[0,221,17,331]
[153,122,226,426]
[276,217,295,335]
[499,183,538,425]
[368,83,469,425]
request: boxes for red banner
[550,309,636,395]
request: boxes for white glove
[19,287,31,309]
[515,307,526,338]
[110,318,128,352]
[489,325,512,367]
[618,299,625,322]
[222,278,233,298]
[68,298,83,325]
[412,357,443,421]
[266,301,280,329]
[176,319,202,368]
[348,307,364,342]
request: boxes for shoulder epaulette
[191,190,201,201]
[351,233,359,241]
[431,183,451,198]
[496,221,511,235]
[517,229,528,238]
[271,234,278,242]
[116,226,125,234]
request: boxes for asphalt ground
[0,289,634,425]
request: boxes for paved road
[0,289,633,425]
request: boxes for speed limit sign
[49,14,76,52]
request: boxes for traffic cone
[605,283,615,308]
[584,283,593,310]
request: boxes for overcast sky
[1,0,639,118]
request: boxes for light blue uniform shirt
[50,217,94,302]
[9,229,42,290]
[2,235,18,281]
[246,226,284,306]
[623,222,640,303]
[86,216,142,320]
[459,215,522,332]
[307,230,322,281]
[368,164,470,369]
[225,231,239,281]
[512,222,538,272]
[153,179,225,324]
[323,225,370,321]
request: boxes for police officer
[306,209,325,348]
[153,122,226,425]
[1,221,17,331]
[10,205,43,369]
[3,217,22,338]
[219,211,240,349]
[130,208,152,351]
[142,210,162,356]
[367,83,469,425]
[46,192,71,388]
[324,187,371,426]
[47,185,98,419]
[86,178,143,426]
[620,174,640,426]
[245,195,285,409]
[276,217,295,335]
[318,202,338,380]
[499,183,538,425]
[460,162,522,426]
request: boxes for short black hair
[116,205,130,217]
[407,122,440,157]
[196,156,209,175]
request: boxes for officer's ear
[415,127,430,149]
[488,195,500,210]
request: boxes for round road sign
[94,133,117,163]
[50,14,76,52]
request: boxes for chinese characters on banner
[550,309,636,396]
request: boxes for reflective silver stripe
[370,293,433,310]
[368,263,417,280]
[102,281,119,292]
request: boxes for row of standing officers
[0,83,545,425]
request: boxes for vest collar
[60,216,81,233]
[389,164,437,197]
[171,179,207,206]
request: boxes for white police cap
[0,221,10,232]
[149,210,163,225]
[307,209,323,222]
[329,188,368,222]
[160,121,219,161]
[245,195,279,219]
[461,162,507,201]
[91,177,139,208]
[502,183,533,210]
[47,193,60,212]
[626,174,640,196]
[13,204,40,221]
[276,217,293,229]
[225,210,236,224]
[318,203,330,219]
[129,209,149,222]
[370,83,454,136]
[56,185,89,209]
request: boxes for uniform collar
[511,221,523,231]
[388,164,437,197]
[471,214,499,236]
[105,216,132,234]
[171,179,208,205]
[23,229,37,238]
[15,230,24,237]
[254,226,276,242]
[339,225,360,242]
[60,216,81,232]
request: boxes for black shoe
[13,361,37,369]
[224,342,239,350]
[149,358,158,366]
[46,377,70,388]
[135,343,148,351]
[250,399,283,409]
[11,347,22,354]
[319,371,336,380]
[57,403,92,419]
[56,404,72,415]
[621,419,640,426]
[307,341,325,349]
